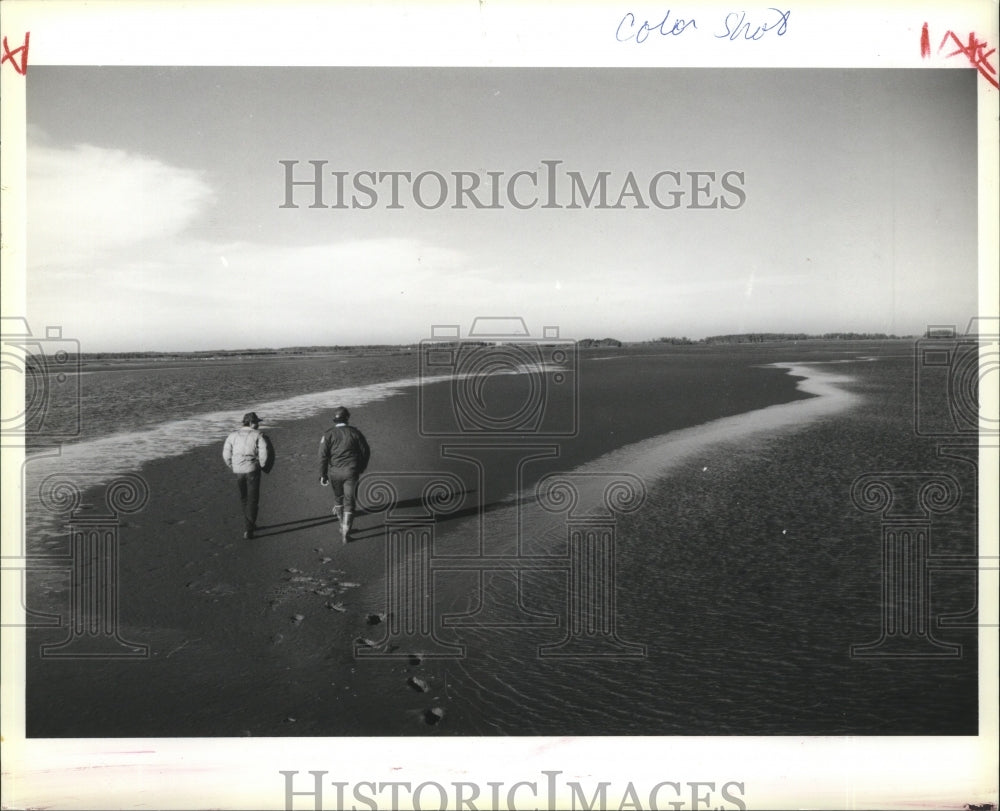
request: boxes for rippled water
[361,356,978,736]
[24,344,978,736]
[28,352,421,445]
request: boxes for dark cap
[332,406,350,423]
[243,412,262,426]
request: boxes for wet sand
[24,349,880,737]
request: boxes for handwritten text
[616,9,790,44]
[715,8,791,41]
[616,11,697,43]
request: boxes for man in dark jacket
[318,406,371,543]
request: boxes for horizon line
[63,332,925,358]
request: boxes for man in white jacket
[223,412,271,539]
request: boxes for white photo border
[2,1,997,809]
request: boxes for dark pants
[329,471,359,512]
[236,469,261,532]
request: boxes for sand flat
[24,342,973,738]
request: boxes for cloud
[27,235,477,350]
[26,221,833,351]
[27,141,214,269]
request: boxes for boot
[340,511,353,544]
[332,504,343,520]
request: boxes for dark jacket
[318,424,371,477]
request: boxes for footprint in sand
[185,579,237,597]
[407,676,430,693]
[423,707,445,726]
[267,572,351,610]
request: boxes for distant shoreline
[68,336,918,373]
[72,347,419,374]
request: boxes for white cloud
[27,141,214,268]
[27,222,829,350]
[28,234,478,350]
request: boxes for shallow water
[20,354,571,545]
[25,342,977,737]
[351,356,978,736]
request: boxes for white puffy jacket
[223,426,269,474]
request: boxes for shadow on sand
[253,489,529,544]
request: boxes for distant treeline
[72,345,416,361]
[67,332,920,360]
[578,338,623,348]
[655,332,910,345]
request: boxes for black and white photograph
[2,2,997,809]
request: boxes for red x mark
[923,24,998,90]
[1,32,30,76]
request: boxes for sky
[25,67,978,352]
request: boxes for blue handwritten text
[616,11,698,44]
[715,8,791,40]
